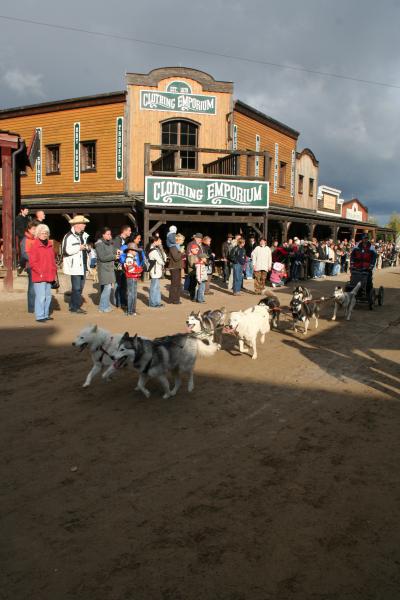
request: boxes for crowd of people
[12,205,400,323]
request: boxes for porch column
[306,222,315,240]
[332,225,339,242]
[263,212,268,240]
[144,207,149,249]
[351,226,357,240]
[1,147,13,291]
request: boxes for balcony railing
[145,144,270,181]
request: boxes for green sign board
[145,176,269,210]
[74,122,80,182]
[116,116,124,180]
[140,90,217,115]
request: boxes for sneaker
[36,319,47,323]
[70,308,87,314]
[98,307,113,313]
[46,317,54,321]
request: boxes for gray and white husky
[72,325,123,387]
[185,307,227,343]
[104,332,220,399]
[332,281,361,321]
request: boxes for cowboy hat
[69,215,90,225]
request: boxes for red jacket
[29,239,57,283]
[124,257,143,279]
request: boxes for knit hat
[169,225,177,233]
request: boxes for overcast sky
[1,0,399,224]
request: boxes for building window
[80,141,96,172]
[161,120,198,170]
[309,177,314,196]
[298,174,304,194]
[46,144,60,175]
[279,161,287,188]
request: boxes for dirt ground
[1,268,400,600]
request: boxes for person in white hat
[62,215,90,314]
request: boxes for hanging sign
[290,149,296,198]
[35,127,42,185]
[140,80,216,115]
[232,124,238,150]
[116,116,124,180]
[145,176,269,210]
[255,134,260,177]
[273,143,279,194]
[73,122,80,182]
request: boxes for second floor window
[161,120,198,170]
[298,174,304,194]
[309,177,314,196]
[279,161,287,188]
[46,144,60,174]
[81,141,96,172]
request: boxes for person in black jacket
[231,238,247,295]
[15,207,29,267]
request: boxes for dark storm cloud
[1,0,399,224]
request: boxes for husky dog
[292,285,312,301]
[290,297,319,334]
[332,281,361,321]
[72,325,123,387]
[258,294,280,329]
[186,307,227,343]
[106,332,220,399]
[225,304,270,360]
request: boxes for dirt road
[1,269,400,600]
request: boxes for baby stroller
[345,269,384,310]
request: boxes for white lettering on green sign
[116,116,124,180]
[35,127,42,185]
[140,90,217,115]
[74,122,80,182]
[146,176,269,210]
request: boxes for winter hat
[169,225,177,233]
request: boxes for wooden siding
[295,153,318,210]
[127,76,232,193]
[233,110,296,208]
[0,101,125,197]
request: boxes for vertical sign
[255,134,260,177]
[290,149,296,198]
[273,143,279,194]
[74,122,80,182]
[116,116,124,180]
[232,124,238,150]
[35,127,42,185]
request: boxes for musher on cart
[350,234,377,294]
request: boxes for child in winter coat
[195,254,209,303]
[166,225,181,250]
[270,262,287,288]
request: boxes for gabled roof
[234,100,299,140]
[342,198,369,212]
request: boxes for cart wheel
[378,286,384,306]
[369,289,375,310]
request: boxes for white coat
[62,228,89,276]
[251,245,272,272]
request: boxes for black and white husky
[72,325,123,387]
[290,297,319,335]
[258,294,280,329]
[105,332,220,399]
[332,281,361,321]
[292,285,312,301]
[185,307,227,343]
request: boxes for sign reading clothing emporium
[140,80,217,115]
[145,176,269,210]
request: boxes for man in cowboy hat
[62,215,90,314]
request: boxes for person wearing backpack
[148,235,167,308]
[62,215,90,314]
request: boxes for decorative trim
[126,67,233,93]
[73,123,80,183]
[35,127,42,185]
[273,143,279,194]
[296,147,319,166]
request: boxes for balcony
[145,144,270,181]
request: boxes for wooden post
[263,213,268,240]
[2,147,13,291]
[144,143,151,178]
[144,208,149,250]
[263,151,270,181]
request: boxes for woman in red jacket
[29,224,57,323]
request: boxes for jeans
[291,261,302,281]
[33,282,52,320]
[196,280,206,302]
[27,268,35,313]
[115,270,127,307]
[70,274,86,311]
[331,263,341,276]
[245,258,253,279]
[126,278,138,314]
[233,263,244,293]
[149,277,161,306]
[99,283,112,311]
[222,261,230,283]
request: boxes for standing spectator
[195,253,209,303]
[166,225,179,249]
[202,235,215,295]
[113,224,132,309]
[20,220,38,313]
[62,215,90,314]
[29,224,57,323]
[148,235,167,308]
[168,233,184,304]
[35,210,46,223]
[187,233,204,301]
[251,238,272,294]
[231,238,246,295]
[95,227,120,313]
[15,206,29,266]
[124,244,143,316]
[221,233,233,283]
[245,235,257,280]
